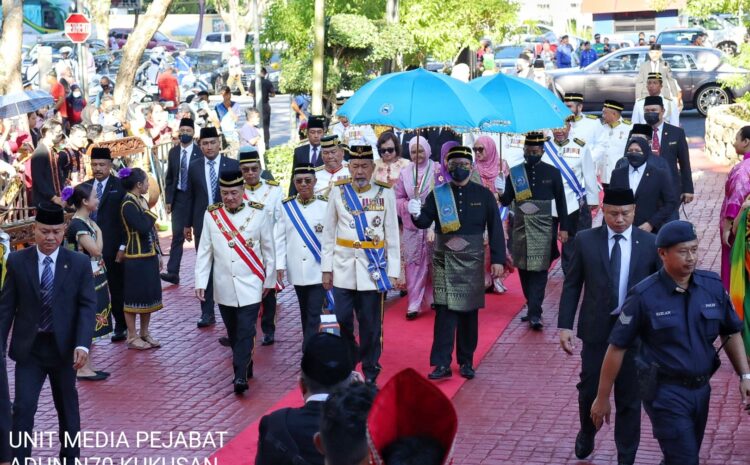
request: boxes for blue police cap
[656,220,697,248]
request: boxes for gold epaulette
[586,114,599,119]
[317,194,329,202]
[622,119,632,125]
[207,202,223,212]
[573,138,585,147]
[266,179,280,186]
[297,140,310,147]
[248,201,265,210]
[663,96,672,101]
[315,165,325,172]
[282,195,295,203]
[334,178,351,186]
[374,180,392,189]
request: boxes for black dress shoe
[95,371,111,377]
[459,364,475,379]
[261,333,275,346]
[233,378,249,395]
[405,311,418,320]
[574,431,595,459]
[399,290,408,297]
[218,337,231,347]
[197,316,216,328]
[160,272,180,285]
[520,315,530,322]
[110,330,127,342]
[428,366,452,380]
[529,317,544,331]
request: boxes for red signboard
[64,13,91,44]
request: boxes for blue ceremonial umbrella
[337,68,499,131]
[468,73,573,133]
[0,90,55,119]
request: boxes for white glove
[408,199,422,216]
[494,176,506,192]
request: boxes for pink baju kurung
[720,152,750,289]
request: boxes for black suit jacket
[657,123,693,194]
[85,176,126,259]
[164,142,203,205]
[256,401,325,465]
[289,143,324,195]
[558,225,659,344]
[185,155,240,242]
[609,162,679,232]
[30,142,64,205]
[0,247,96,362]
[400,128,461,162]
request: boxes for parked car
[493,44,534,74]
[109,29,187,52]
[657,27,714,49]
[181,49,225,93]
[201,32,255,53]
[688,14,745,55]
[547,45,750,116]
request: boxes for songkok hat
[90,147,112,160]
[533,59,545,69]
[656,220,697,248]
[524,132,546,147]
[348,145,374,160]
[647,72,663,81]
[199,127,219,139]
[602,187,635,206]
[367,369,457,465]
[335,96,348,106]
[308,115,326,130]
[294,163,316,176]
[320,134,340,148]
[650,43,662,51]
[517,53,531,62]
[239,146,261,164]
[563,92,584,103]
[603,100,624,112]
[219,169,244,188]
[445,146,473,162]
[36,202,65,225]
[301,333,353,386]
[179,117,194,128]
[629,123,652,140]
[644,96,664,108]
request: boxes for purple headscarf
[439,141,459,183]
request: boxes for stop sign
[64,13,91,44]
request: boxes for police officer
[315,134,350,196]
[563,93,600,146]
[591,100,633,187]
[240,146,283,346]
[591,221,750,465]
[321,145,400,384]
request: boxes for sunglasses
[473,146,485,153]
[242,166,261,172]
[294,178,314,185]
[379,147,396,154]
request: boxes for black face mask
[626,151,646,168]
[644,111,660,126]
[449,166,471,182]
[524,154,543,165]
[179,134,193,144]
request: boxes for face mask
[524,154,543,165]
[72,91,81,98]
[644,112,660,126]
[626,151,646,168]
[449,166,471,182]
[179,134,193,144]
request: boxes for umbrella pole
[414,128,420,199]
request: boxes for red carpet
[212,273,526,463]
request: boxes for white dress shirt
[628,161,647,193]
[93,176,109,196]
[204,157,219,204]
[607,225,632,310]
[305,393,329,403]
[178,143,194,190]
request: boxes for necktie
[311,146,318,165]
[92,181,103,221]
[180,149,188,191]
[39,256,54,332]
[610,234,623,310]
[652,128,661,155]
[208,160,218,203]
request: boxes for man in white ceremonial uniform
[632,72,680,127]
[331,116,378,158]
[542,115,599,275]
[195,170,276,395]
[277,163,330,348]
[239,146,283,346]
[321,145,400,385]
[592,100,633,187]
[563,93,601,147]
[315,134,350,197]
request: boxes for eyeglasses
[379,147,396,154]
[294,178,314,185]
[473,146,484,153]
[243,166,261,173]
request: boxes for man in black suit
[30,119,66,206]
[161,118,203,285]
[558,188,660,465]
[0,202,96,462]
[609,137,679,234]
[85,147,128,342]
[184,127,240,327]
[256,333,355,465]
[289,115,326,195]
[643,95,693,220]
[399,128,461,162]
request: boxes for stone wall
[705,104,750,164]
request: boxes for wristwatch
[741,373,750,381]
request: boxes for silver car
[547,45,750,116]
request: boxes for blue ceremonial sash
[340,184,392,292]
[544,141,585,200]
[434,183,460,233]
[499,206,509,221]
[283,199,335,310]
[509,163,532,201]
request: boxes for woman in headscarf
[65,84,87,126]
[439,141,459,184]
[395,136,444,319]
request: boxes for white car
[201,32,255,54]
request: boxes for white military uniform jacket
[195,201,276,306]
[332,122,379,157]
[315,165,351,197]
[592,118,634,184]
[321,179,401,291]
[569,114,601,147]
[244,179,283,245]
[631,96,679,127]
[500,134,526,168]
[541,138,599,215]
[277,195,328,286]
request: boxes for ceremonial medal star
[314,223,324,233]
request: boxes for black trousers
[262,107,271,149]
[218,303,260,380]
[260,289,277,336]
[294,284,325,348]
[103,254,125,334]
[561,208,592,275]
[578,342,640,464]
[333,287,384,380]
[195,233,215,319]
[13,333,80,462]
[518,269,549,320]
[430,306,479,368]
[166,190,189,275]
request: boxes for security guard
[194,170,276,394]
[277,164,330,347]
[239,146,283,346]
[591,221,750,465]
[321,145,400,384]
[563,93,600,146]
[315,134,350,196]
[592,100,633,187]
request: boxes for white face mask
[73,91,82,98]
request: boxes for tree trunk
[0,0,24,95]
[217,0,252,50]
[85,0,112,45]
[114,0,175,108]
[311,0,325,115]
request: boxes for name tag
[655,310,672,317]
[470,202,481,206]
[704,303,717,308]
[541,179,552,184]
